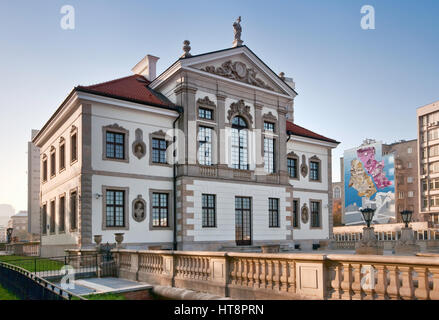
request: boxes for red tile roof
[76,74,174,108]
[286,120,339,144]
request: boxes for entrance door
[235,197,252,246]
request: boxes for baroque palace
[33,18,339,256]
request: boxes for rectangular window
[407,177,414,183]
[288,158,298,178]
[50,151,56,177]
[198,126,213,166]
[42,204,47,235]
[407,147,413,154]
[310,201,321,228]
[235,197,252,245]
[50,200,55,234]
[59,196,65,232]
[264,122,275,132]
[202,194,216,227]
[59,143,65,171]
[71,133,77,162]
[310,161,320,181]
[198,107,213,120]
[269,198,279,228]
[293,200,299,228]
[423,197,428,208]
[423,179,428,192]
[106,190,125,227]
[70,191,77,230]
[264,137,275,173]
[152,193,169,227]
[408,191,414,198]
[42,159,48,182]
[152,138,167,164]
[106,131,125,159]
[398,192,404,199]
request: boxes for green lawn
[82,292,126,300]
[0,284,19,300]
[0,255,65,273]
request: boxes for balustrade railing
[110,249,439,300]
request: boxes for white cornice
[289,134,339,149]
[34,92,79,147]
[76,92,179,117]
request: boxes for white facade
[34,44,338,256]
[28,129,41,235]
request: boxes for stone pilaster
[254,103,264,171]
[79,103,93,247]
[327,148,334,240]
[174,79,197,165]
[216,93,226,167]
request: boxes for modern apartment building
[418,100,439,226]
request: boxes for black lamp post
[6,228,13,244]
[400,210,413,228]
[360,207,375,228]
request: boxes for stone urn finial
[279,72,285,80]
[94,234,102,246]
[114,233,124,248]
[181,40,192,58]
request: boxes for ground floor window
[42,204,47,234]
[293,200,299,228]
[310,201,321,228]
[59,196,65,232]
[70,191,77,230]
[202,194,216,227]
[235,197,252,245]
[50,200,55,234]
[106,190,125,227]
[152,193,169,227]
[269,198,279,227]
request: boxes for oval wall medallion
[301,203,309,224]
[132,195,146,223]
[300,154,308,178]
[132,129,146,160]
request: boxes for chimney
[131,54,160,81]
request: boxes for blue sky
[0,0,438,212]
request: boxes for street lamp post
[355,207,383,255]
[395,209,419,255]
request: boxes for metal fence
[0,261,85,300]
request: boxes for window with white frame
[198,126,212,166]
[231,116,248,170]
[264,137,275,173]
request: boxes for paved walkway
[52,277,152,296]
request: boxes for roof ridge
[286,120,339,144]
[77,74,148,89]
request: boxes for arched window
[231,116,249,170]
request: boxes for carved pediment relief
[287,151,299,159]
[201,60,274,91]
[262,111,277,122]
[227,100,253,125]
[197,96,216,108]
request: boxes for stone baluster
[386,266,400,299]
[253,259,260,288]
[399,266,415,300]
[362,265,376,300]
[351,264,363,300]
[330,263,342,299]
[374,265,387,300]
[248,259,254,287]
[429,267,439,300]
[414,267,430,300]
[288,262,296,293]
[280,261,288,292]
[341,263,353,300]
[273,260,280,290]
[266,260,273,289]
[231,259,238,285]
[260,260,266,289]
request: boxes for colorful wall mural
[343,141,395,225]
